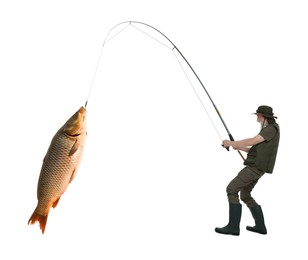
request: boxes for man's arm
[223,134,265,152]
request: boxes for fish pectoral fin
[69,139,80,156]
[69,169,76,184]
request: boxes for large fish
[28,106,87,234]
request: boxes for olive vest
[244,123,280,173]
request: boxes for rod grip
[222,144,230,151]
[221,134,234,151]
[222,134,245,160]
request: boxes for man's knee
[226,182,236,194]
[226,185,240,204]
[240,192,249,202]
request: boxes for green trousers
[227,166,265,208]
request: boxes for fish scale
[37,134,78,211]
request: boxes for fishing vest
[244,123,280,173]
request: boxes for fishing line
[172,51,223,141]
[130,23,173,50]
[84,21,244,159]
[85,22,131,108]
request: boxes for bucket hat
[253,105,277,119]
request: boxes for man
[215,105,280,236]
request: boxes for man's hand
[223,140,233,149]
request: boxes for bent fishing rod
[85,21,245,161]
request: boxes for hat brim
[253,113,277,119]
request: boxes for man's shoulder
[260,124,277,140]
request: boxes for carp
[28,106,87,234]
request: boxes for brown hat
[253,105,277,119]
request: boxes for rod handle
[222,134,245,161]
[221,134,234,151]
[221,144,230,151]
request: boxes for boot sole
[246,226,267,235]
[215,228,240,236]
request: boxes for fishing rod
[86,21,245,160]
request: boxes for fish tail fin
[28,209,48,234]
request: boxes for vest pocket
[245,146,257,166]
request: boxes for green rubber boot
[246,205,267,234]
[215,203,242,236]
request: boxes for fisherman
[215,105,280,236]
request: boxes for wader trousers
[227,166,265,208]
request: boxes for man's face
[256,113,265,123]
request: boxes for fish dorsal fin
[69,139,79,156]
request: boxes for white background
[1,0,307,259]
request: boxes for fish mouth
[63,106,87,136]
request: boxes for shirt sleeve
[260,125,276,141]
